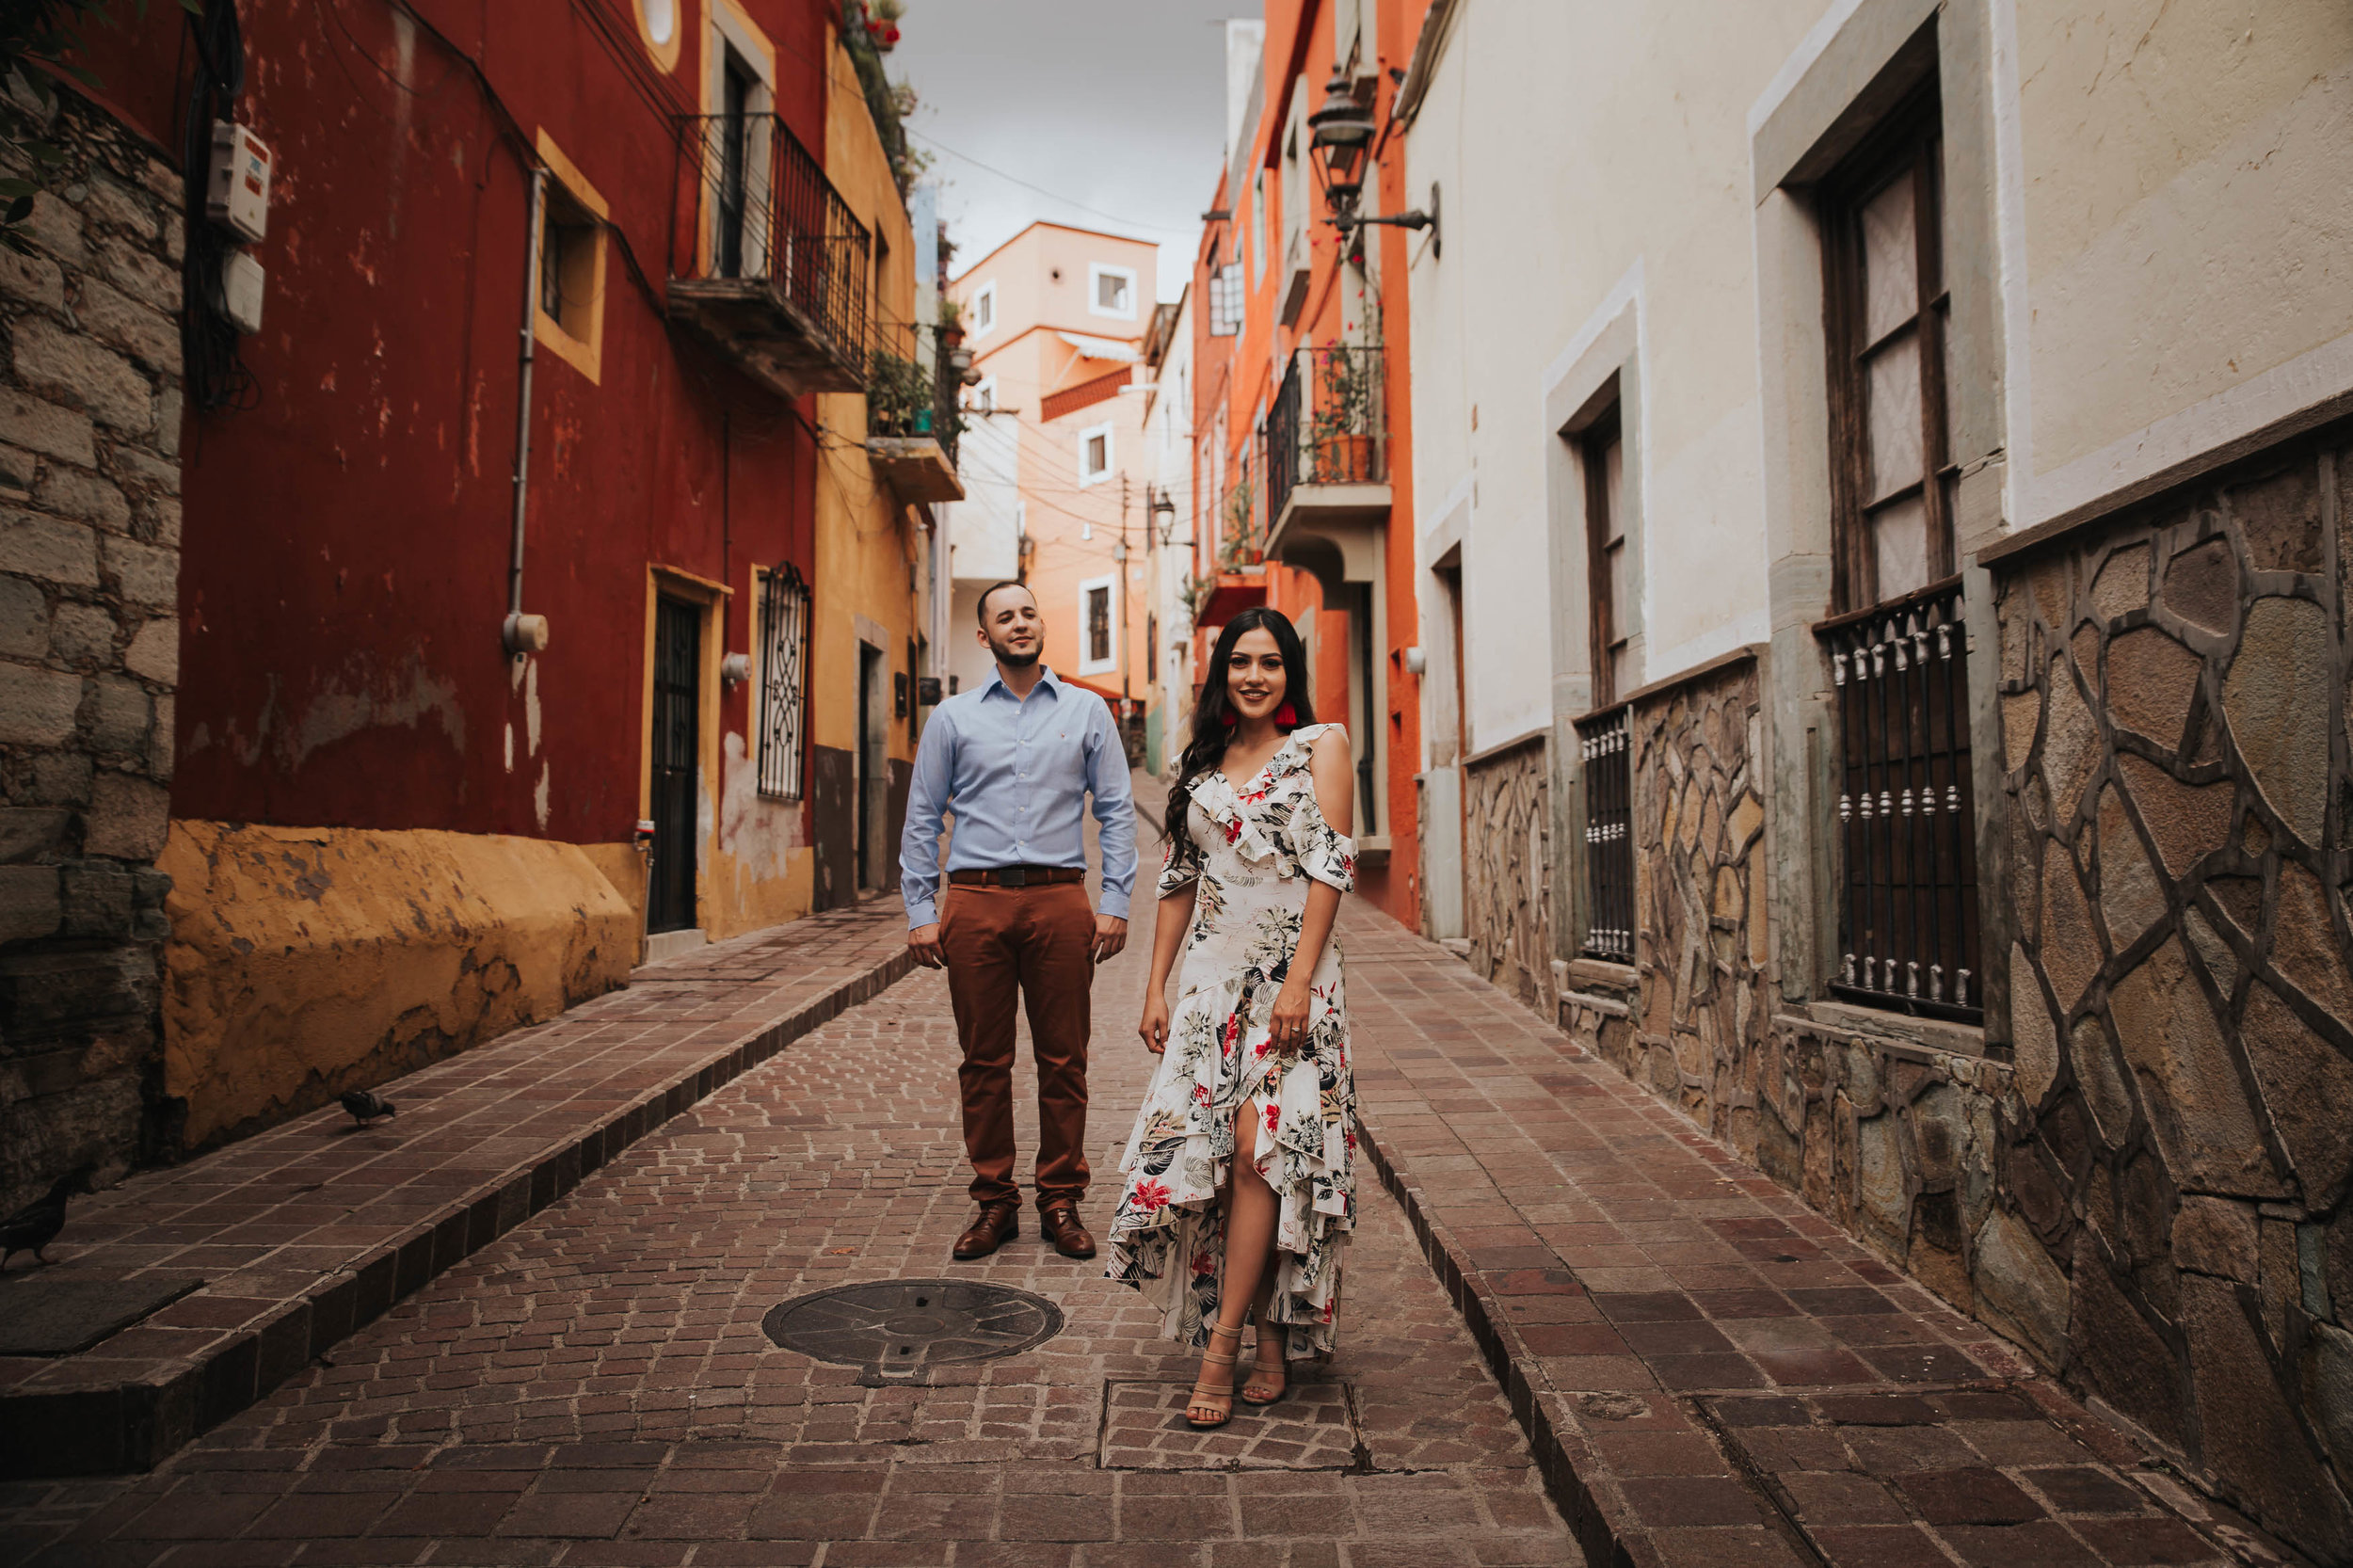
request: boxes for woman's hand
[1138,989,1171,1055]
[1267,980,1312,1057]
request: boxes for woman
[1104,607,1359,1430]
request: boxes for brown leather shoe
[1040,1201,1096,1259]
[952,1199,1020,1260]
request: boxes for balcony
[863,314,964,504]
[668,113,871,398]
[1264,344,1391,561]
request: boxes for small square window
[530,132,608,384]
[1088,263,1138,321]
[540,191,599,330]
[969,281,996,336]
[1078,573,1116,674]
[1079,423,1112,485]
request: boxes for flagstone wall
[1549,425,2353,1554]
[1989,419,2353,1553]
[1463,735,1554,1016]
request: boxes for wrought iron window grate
[1826,581,1979,1019]
[759,565,810,800]
[1578,707,1634,963]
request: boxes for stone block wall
[1463,735,1553,1015]
[1621,660,1769,1130]
[1991,419,2353,1554]
[0,93,184,1214]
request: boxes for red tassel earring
[1221,709,1240,728]
[1275,702,1297,728]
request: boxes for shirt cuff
[1097,889,1131,921]
[905,900,938,929]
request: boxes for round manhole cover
[761,1278,1064,1384]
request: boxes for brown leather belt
[948,865,1086,888]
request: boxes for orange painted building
[1187,0,1430,925]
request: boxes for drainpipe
[503,168,551,658]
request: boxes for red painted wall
[77,0,838,844]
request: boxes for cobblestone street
[0,902,1577,1565]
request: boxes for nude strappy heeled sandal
[1187,1322,1244,1429]
[1241,1336,1289,1407]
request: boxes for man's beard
[987,636,1041,668]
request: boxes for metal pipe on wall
[503,168,550,657]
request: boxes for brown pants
[939,881,1096,1208]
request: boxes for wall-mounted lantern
[1308,68,1440,256]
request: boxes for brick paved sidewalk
[1337,906,2292,1568]
[0,852,1577,1565]
[0,899,915,1478]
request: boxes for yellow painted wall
[810,27,920,770]
[158,821,638,1151]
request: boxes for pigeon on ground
[339,1088,396,1126]
[0,1165,99,1270]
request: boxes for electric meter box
[206,120,272,243]
[218,250,265,334]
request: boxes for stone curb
[1353,1115,1656,1568]
[0,945,917,1480]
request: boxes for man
[902,581,1136,1261]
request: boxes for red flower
[1344,1129,1357,1152]
[1133,1179,1173,1213]
[1192,1251,1216,1276]
[1225,819,1242,844]
[1193,1083,1211,1107]
[1264,1103,1280,1135]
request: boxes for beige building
[1402,0,2353,1556]
[944,223,1160,740]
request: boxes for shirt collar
[982,664,1062,701]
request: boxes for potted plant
[1310,347,1381,483]
[861,0,903,52]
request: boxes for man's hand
[908,922,947,969]
[1091,915,1128,965]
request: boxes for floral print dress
[1105,723,1359,1357]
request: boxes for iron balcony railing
[1823,579,1982,1021]
[865,312,961,466]
[1265,344,1388,527]
[671,111,872,371]
[1577,707,1635,963]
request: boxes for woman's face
[1224,626,1289,723]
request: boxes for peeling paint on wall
[157,820,636,1151]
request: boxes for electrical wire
[905,128,1201,240]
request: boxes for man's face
[978,586,1043,667]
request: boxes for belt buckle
[999,867,1028,888]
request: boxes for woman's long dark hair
[1163,607,1317,852]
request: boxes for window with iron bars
[758,565,810,800]
[1826,583,1979,1017]
[1577,708,1634,962]
[1817,79,1981,1022]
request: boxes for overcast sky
[888,2,1241,301]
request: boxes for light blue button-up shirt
[898,664,1137,929]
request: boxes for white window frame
[968,374,997,414]
[1087,262,1138,322]
[968,280,997,338]
[1077,572,1118,675]
[1078,421,1113,486]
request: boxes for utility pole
[1117,474,1133,704]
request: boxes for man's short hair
[976,580,1035,625]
